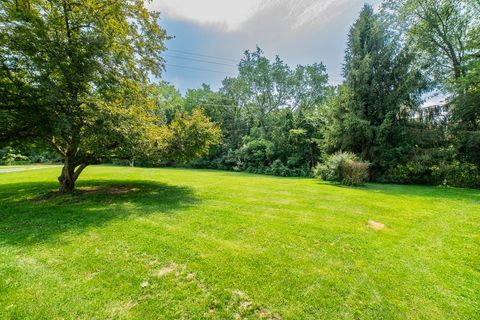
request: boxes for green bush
[269,159,289,176]
[314,152,369,186]
[313,152,356,181]
[266,160,311,177]
[382,161,433,185]
[381,159,479,188]
[237,139,274,169]
[0,149,30,165]
[29,150,62,164]
[340,160,370,186]
[432,162,480,188]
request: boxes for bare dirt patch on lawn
[78,186,136,195]
[367,220,385,230]
[143,260,281,319]
[31,186,137,203]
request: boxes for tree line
[1,0,479,190]
[154,1,479,187]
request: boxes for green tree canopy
[384,0,480,166]
[383,0,476,84]
[0,0,219,191]
[324,5,427,177]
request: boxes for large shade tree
[0,0,220,191]
[383,0,474,83]
[384,0,480,165]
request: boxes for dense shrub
[29,150,62,164]
[0,147,64,165]
[314,152,369,185]
[340,160,370,186]
[0,149,29,165]
[313,152,355,181]
[432,162,480,188]
[237,139,274,169]
[266,160,311,177]
[269,159,289,176]
[382,161,433,185]
[381,158,480,188]
[188,157,217,169]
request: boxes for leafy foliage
[0,148,29,165]
[383,0,475,84]
[0,0,219,191]
[160,109,222,164]
[1,1,479,189]
[314,152,369,186]
[322,5,427,179]
[183,48,329,177]
[381,0,480,184]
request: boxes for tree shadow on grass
[316,180,480,202]
[0,179,198,247]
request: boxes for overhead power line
[166,49,344,83]
[165,51,343,86]
[164,54,237,68]
[167,49,238,63]
[186,102,238,108]
[165,63,235,75]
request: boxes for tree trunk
[58,156,76,192]
[58,156,89,192]
[58,171,75,192]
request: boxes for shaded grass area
[0,166,479,319]
[1,179,196,246]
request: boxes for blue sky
[148,0,381,93]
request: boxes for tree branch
[73,163,89,180]
[47,137,66,156]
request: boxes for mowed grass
[0,166,479,319]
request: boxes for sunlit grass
[1,165,479,319]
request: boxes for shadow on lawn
[317,180,480,202]
[0,179,198,246]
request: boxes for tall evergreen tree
[324,5,426,177]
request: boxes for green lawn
[0,166,479,319]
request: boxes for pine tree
[325,5,426,178]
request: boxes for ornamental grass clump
[314,152,369,186]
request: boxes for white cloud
[147,0,361,31]
[290,0,352,28]
[155,0,380,91]
[147,0,263,31]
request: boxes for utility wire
[165,63,235,75]
[164,54,237,67]
[186,102,265,108]
[168,49,238,62]
[166,50,343,83]
[188,102,240,108]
